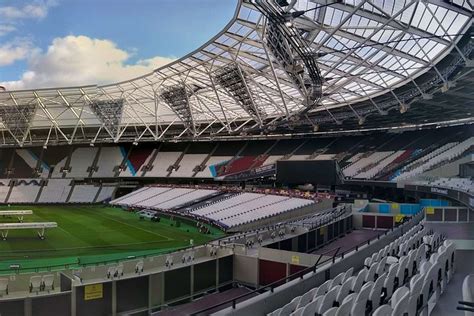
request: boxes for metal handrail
[187,211,422,315]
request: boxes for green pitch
[0,205,224,273]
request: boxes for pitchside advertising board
[276,160,343,186]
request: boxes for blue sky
[0,0,237,89]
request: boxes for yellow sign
[425,207,435,215]
[395,215,405,223]
[291,255,300,265]
[84,283,103,301]
[391,203,400,211]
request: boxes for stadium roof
[0,0,472,146]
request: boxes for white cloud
[0,35,175,90]
[0,40,35,66]
[0,0,57,20]
[0,24,16,36]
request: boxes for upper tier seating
[52,148,98,178]
[354,151,405,180]
[195,156,233,178]
[395,137,473,181]
[263,155,284,166]
[169,154,207,178]
[215,155,268,177]
[93,147,124,178]
[343,152,394,178]
[145,152,181,177]
[120,147,154,176]
[403,142,458,172]
[16,149,49,178]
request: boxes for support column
[24,297,32,316]
[112,281,117,316]
[71,285,77,316]
[216,258,220,289]
[190,265,194,299]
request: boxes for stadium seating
[0,180,10,203]
[267,220,455,316]
[122,147,154,176]
[343,151,394,178]
[38,179,72,203]
[16,149,49,178]
[190,192,314,228]
[69,184,100,203]
[8,181,40,203]
[92,147,124,178]
[169,154,207,178]
[215,155,268,177]
[460,275,474,316]
[112,186,317,229]
[416,177,474,194]
[354,151,405,179]
[52,147,98,178]
[395,137,473,181]
[95,186,116,202]
[194,156,233,178]
[153,189,218,210]
[112,187,170,206]
[111,186,218,210]
[145,151,182,177]
[133,188,194,208]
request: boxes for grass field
[0,205,224,272]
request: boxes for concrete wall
[258,247,326,267]
[233,255,259,287]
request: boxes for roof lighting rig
[252,0,325,114]
[160,84,198,135]
[89,99,125,139]
[0,104,36,144]
[214,64,265,125]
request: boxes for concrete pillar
[24,297,32,316]
[71,286,76,316]
[112,281,117,316]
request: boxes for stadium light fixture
[399,103,409,114]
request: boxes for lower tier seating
[268,222,455,316]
